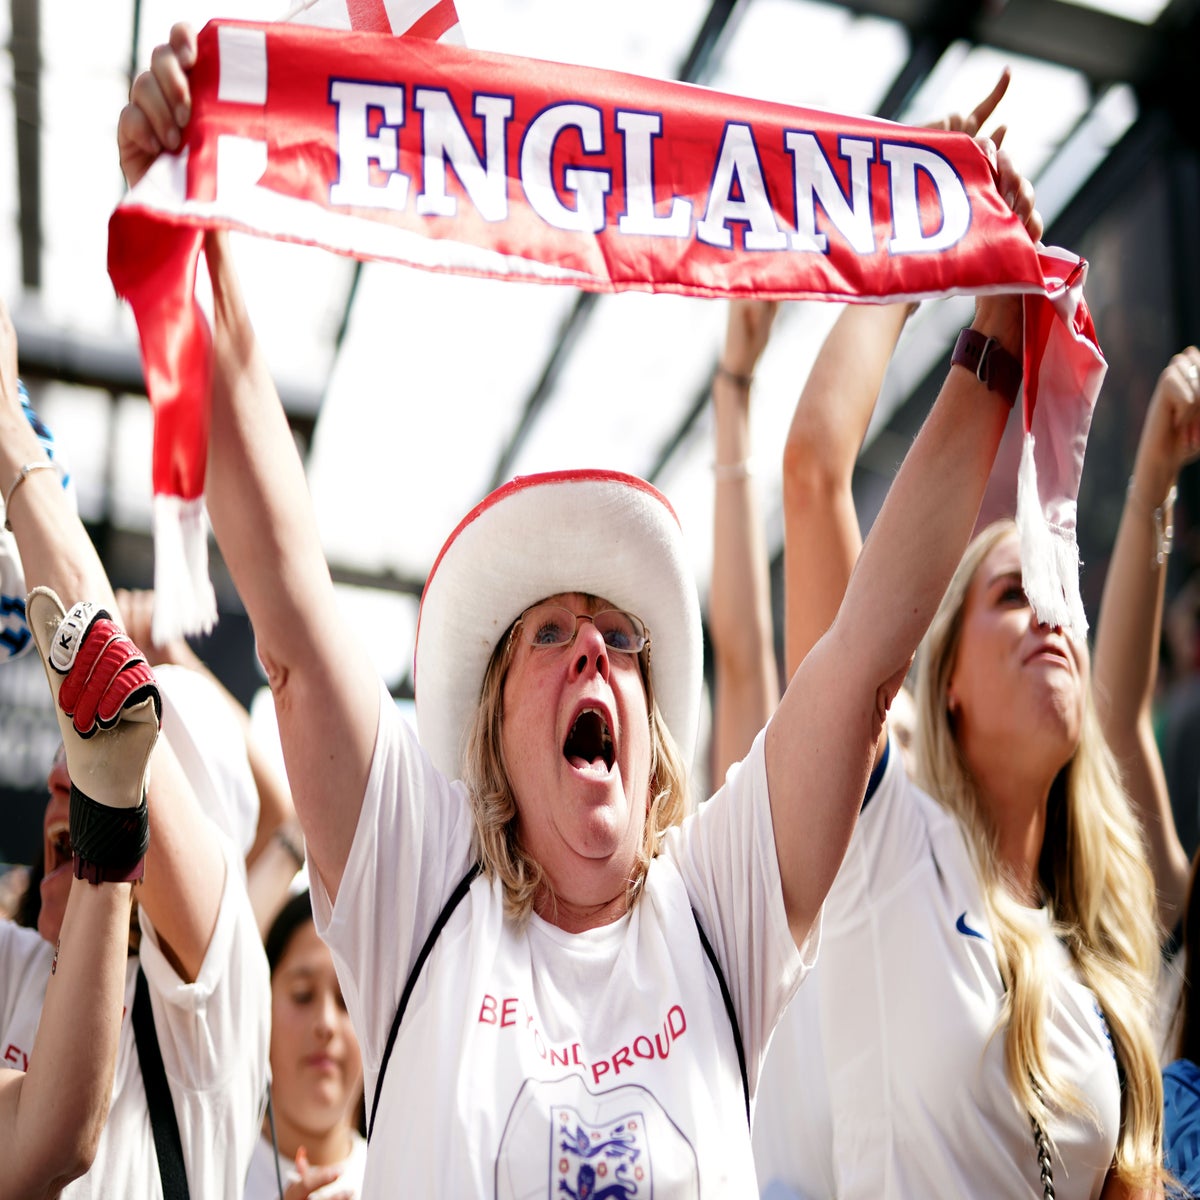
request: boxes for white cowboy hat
[414,469,703,780]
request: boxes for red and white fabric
[108,16,1103,642]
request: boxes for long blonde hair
[913,520,1162,1188]
[460,605,690,924]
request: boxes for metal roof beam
[11,314,326,447]
[833,0,1163,87]
[11,0,40,290]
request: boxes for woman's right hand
[1131,347,1200,503]
[283,1146,354,1200]
[118,22,198,188]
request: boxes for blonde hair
[460,605,690,924]
[913,520,1162,1189]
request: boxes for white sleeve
[136,832,268,1091]
[137,830,271,1196]
[823,742,930,934]
[310,680,476,1071]
[662,728,810,1095]
[0,920,52,1054]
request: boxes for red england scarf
[108,16,1104,641]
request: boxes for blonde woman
[753,295,1165,1197]
[909,520,1161,1198]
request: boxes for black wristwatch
[951,328,1022,408]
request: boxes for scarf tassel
[152,495,217,645]
[1015,431,1088,643]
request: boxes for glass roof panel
[307,261,576,576]
[32,384,114,524]
[900,41,1091,182]
[709,0,909,115]
[507,291,728,481]
[454,0,710,77]
[223,234,357,397]
[1056,0,1171,22]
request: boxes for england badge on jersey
[554,1104,647,1198]
[497,1073,699,1199]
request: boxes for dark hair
[264,890,314,976]
[263,888,366,1136]
[12,858,43,930]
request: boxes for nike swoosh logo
[956,912,986,940]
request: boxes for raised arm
[116,586,298,872]
[120,25,382,901]
[1,877,133,1196]
[2,581,161,1196]
[120,27,379,900]
[0,303,222,983]
[710,300,781,786]
[204,229,378,903]
[782,72,1011,749]
[1092,347,1200,933]
[782,302,912,676]
[764,135,1038,946]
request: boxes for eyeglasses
[511,602,650,656]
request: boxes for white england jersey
[312,686,810,1198]
[0,833,270,1198]
[752,745,1121,1200]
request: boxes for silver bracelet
[712,458,755,482]
[1126,478,1176,567]
[3,461,56,531]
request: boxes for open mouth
[563,708,615,773]
[44,820,73,877]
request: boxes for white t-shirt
[311,689,809,1198]
[0,834,271,1198]
[244,1130,367,1200]
[752,746,1121,1200]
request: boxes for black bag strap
[367,867,751,1139]
[133,966,190,1199]
[368,862,481,1142]
[691,910,750,1126]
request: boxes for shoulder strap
[368,862,481,1142]
[367,871,751,1138]
[133,966,190,1199]
[692,910,750,1126]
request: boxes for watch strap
[951,327,1022,407]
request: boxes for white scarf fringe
[1015,432,1088,642]
[152,495,218,643]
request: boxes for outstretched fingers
[962,67,1011,137]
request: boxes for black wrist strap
[133,966,190,1199]
[70,783,149,882]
